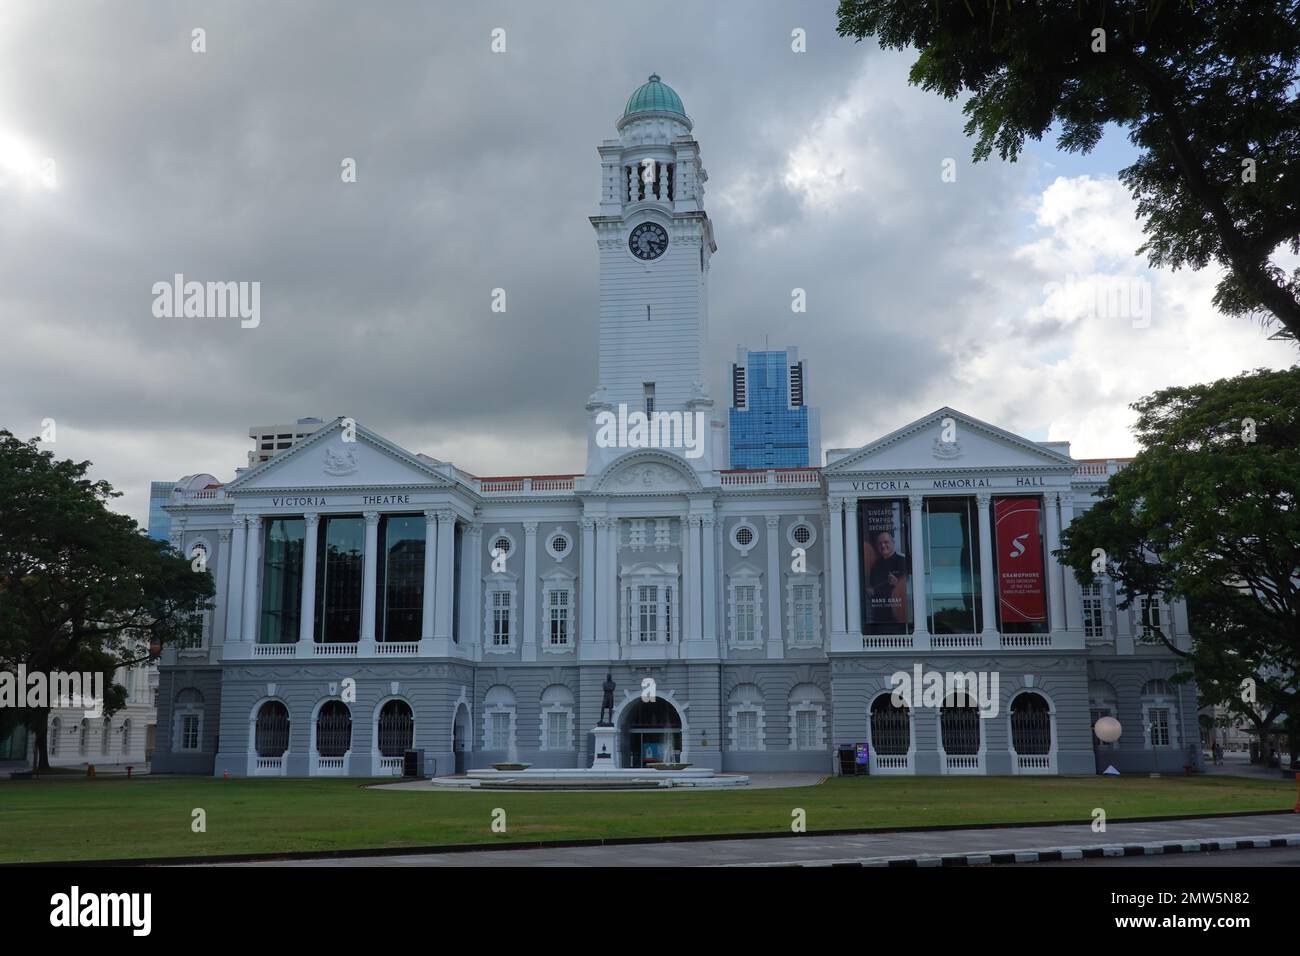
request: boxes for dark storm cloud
[4,0,1210,525]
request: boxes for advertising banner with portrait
[993,497,1047,624]
[859,499,911,634]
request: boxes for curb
[765,833,1300,867]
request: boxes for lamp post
[1094,716,1121,774]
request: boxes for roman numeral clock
[628,221,668,260]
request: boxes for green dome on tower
[622,73,687,120]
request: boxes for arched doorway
[452,704,470,774]
[620,697,682,768]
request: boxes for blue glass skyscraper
[728,347,820,469]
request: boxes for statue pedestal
[590,725,619,769]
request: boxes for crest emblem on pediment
[932,438,963,460]
[616,464,677,488]
[323,445,359,476]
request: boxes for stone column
[765,516,783,658]
[434,510,456,645]
[1058,492,1082,632]
[976,493,998,639]
[522,522,538,662]
[844,498,861,635]
[580,518,596,642]
[1044,494,1066,633]
[242,516,262,644]
[225,516,247,644]
[594,518,613,645]
[605,517,620,644]
[700,512,717,643]
[299,513,320,645]
[421,510,438,643]
[686,515,703,640]
[907,495,928,640]
[360,511,380,647]
[214,527,232,646]
[827,498,846,635]
[466,519,483,657]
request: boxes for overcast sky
[0,0,1293,527]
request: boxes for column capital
[843,498,858,514]
[701,514,716,528]
[436,508,455,525]
[765,515,781,529]
[580,517,596,532]
[218,528,232,542]
[523,522,538,535]
[469,521,483,536]
[424,509,439,523]
[245,514,263,530]
[363,510,380,525]
[907,494,925,510]
[304,512,321,528]
[1057,491,1074,508]
[829,496,844,513]
[231,515,247,531]
[595,517,611,531]
[976,492,991,508]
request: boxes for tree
[836,1,1300,339]
[0,431,213,769]
[1055,368,1300,761]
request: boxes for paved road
[219,812,1300,867]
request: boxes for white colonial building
[152,75,1199,778]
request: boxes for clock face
[628,222,668,260]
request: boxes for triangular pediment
[227,417,455,493]
[824,407,1075,475]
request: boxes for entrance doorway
[452,705,468,774]
[620,698,682,768]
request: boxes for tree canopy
[837,0,1300,339]
[1056,367,1299,748]
[0,431,213,768]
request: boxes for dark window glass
[923,497,981,634]
[260,518,304,644]
[377,515,424,643]
[316,516,364,643]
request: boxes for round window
[735,527,754,547]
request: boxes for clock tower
[586,74,719,474]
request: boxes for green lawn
[0,774,1293,864]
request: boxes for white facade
[152,76,1199,778]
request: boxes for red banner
[994,497,1046,623]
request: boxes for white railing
[871,753,912,774]
[1016,753,1055,774]
[375,642,419,656]
[720,469,822,488]
[313,643,358,656]
[249,754,287,776]
[312,754,349,776]
[478,476,577,494]
[375,755,403,776]
[863,635,914,650]
[944,753,983,773]
[1001,633,1053,648]
[253,644,295,657]
[931,635,982,649]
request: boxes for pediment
[592,451,703,495]
[824,407,1075,475]
[227,417,453,492]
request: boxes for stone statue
[599,672,616,725]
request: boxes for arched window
[728,683,765,752]
[788,683,826,751]
[50,717,61,757]
[315,701,352,757]
[870,693,911,756]
[377,700,414,758]
[174,688,204,752]
[254,701,290,758]
[1141,678,1179,749]
[483,685,517,752]
[540,685,574,751]
[1010,692,1052,755]
[940,696,980,756]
